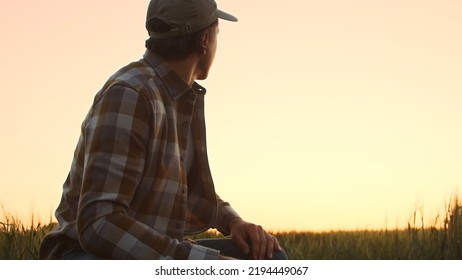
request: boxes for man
[40,0,287,260]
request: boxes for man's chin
[196,73,209,81]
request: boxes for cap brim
[217,9,238,22]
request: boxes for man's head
[146,0,237,39]
[145,0,237,73]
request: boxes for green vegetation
[1,198,461,260]
[277,197,462,260]
[0,214,55,260]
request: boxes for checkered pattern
[39,51,240,260]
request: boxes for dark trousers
[195,238,288,260]
[62,238,288,260]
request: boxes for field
[1,198,461,260]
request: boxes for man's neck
[165,56,200,86]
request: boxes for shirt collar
[143,50,207,100]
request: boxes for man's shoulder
[91,59,166,107]
[107,59,158,92]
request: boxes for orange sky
[0,0,461,231]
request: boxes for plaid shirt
[40,51,240,260]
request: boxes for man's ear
[200,29,210,51]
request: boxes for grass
[276,197,462,260]
[0,214,55,260]
[1,198,461,260]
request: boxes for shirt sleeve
[215,195,242,236]
[76,85,219,259]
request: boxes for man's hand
[228,218,282,260]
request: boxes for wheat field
[1,198,461,260]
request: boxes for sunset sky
[1,0,461,232]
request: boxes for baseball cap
[146,0,238,39]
